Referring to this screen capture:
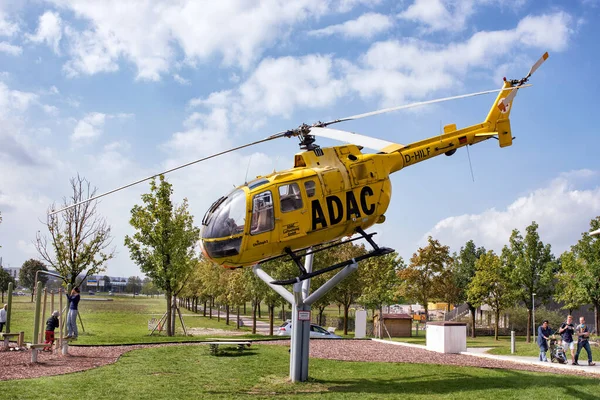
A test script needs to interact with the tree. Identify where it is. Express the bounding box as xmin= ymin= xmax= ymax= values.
xmin=126 ymin=276 xmax=143 ymax=294
xmin=467 ymin=250 xmax=515 ymax=340
xmin=358 ymin=252 xmax=403 ymax=338
xmin=19 ymin=259 xmax=48 ymax=302
xmin=331 ymin=242 xmax=366 ymax=335
xmin=102 ymin=275 xmax=112 ymax=292
xmin=503 ymin=222 xmax=556 ymax=343
xmin=243 ymin=267 xmax=267 ymax=334
xmin=261 ymin=258 xmax=295 ymax=335
xmin=453 ymin=240 xmax=486 ymax=337
xmin=398 ymin=237 xmax=452 ymax=321
xmin=0 ymin=268 xmax=15 ymax=303
xmin=124 ymin=175 xmax=200 ymax=336
xmin=570 ymin=217 xmax=600 ymax=333
xmin=36 ymin=175 xmax=115 ymax=288
xmin=141 ymin=277 xmax=159 ymax=298
xmin=555 ymin=251 xmax=588 ymax=313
